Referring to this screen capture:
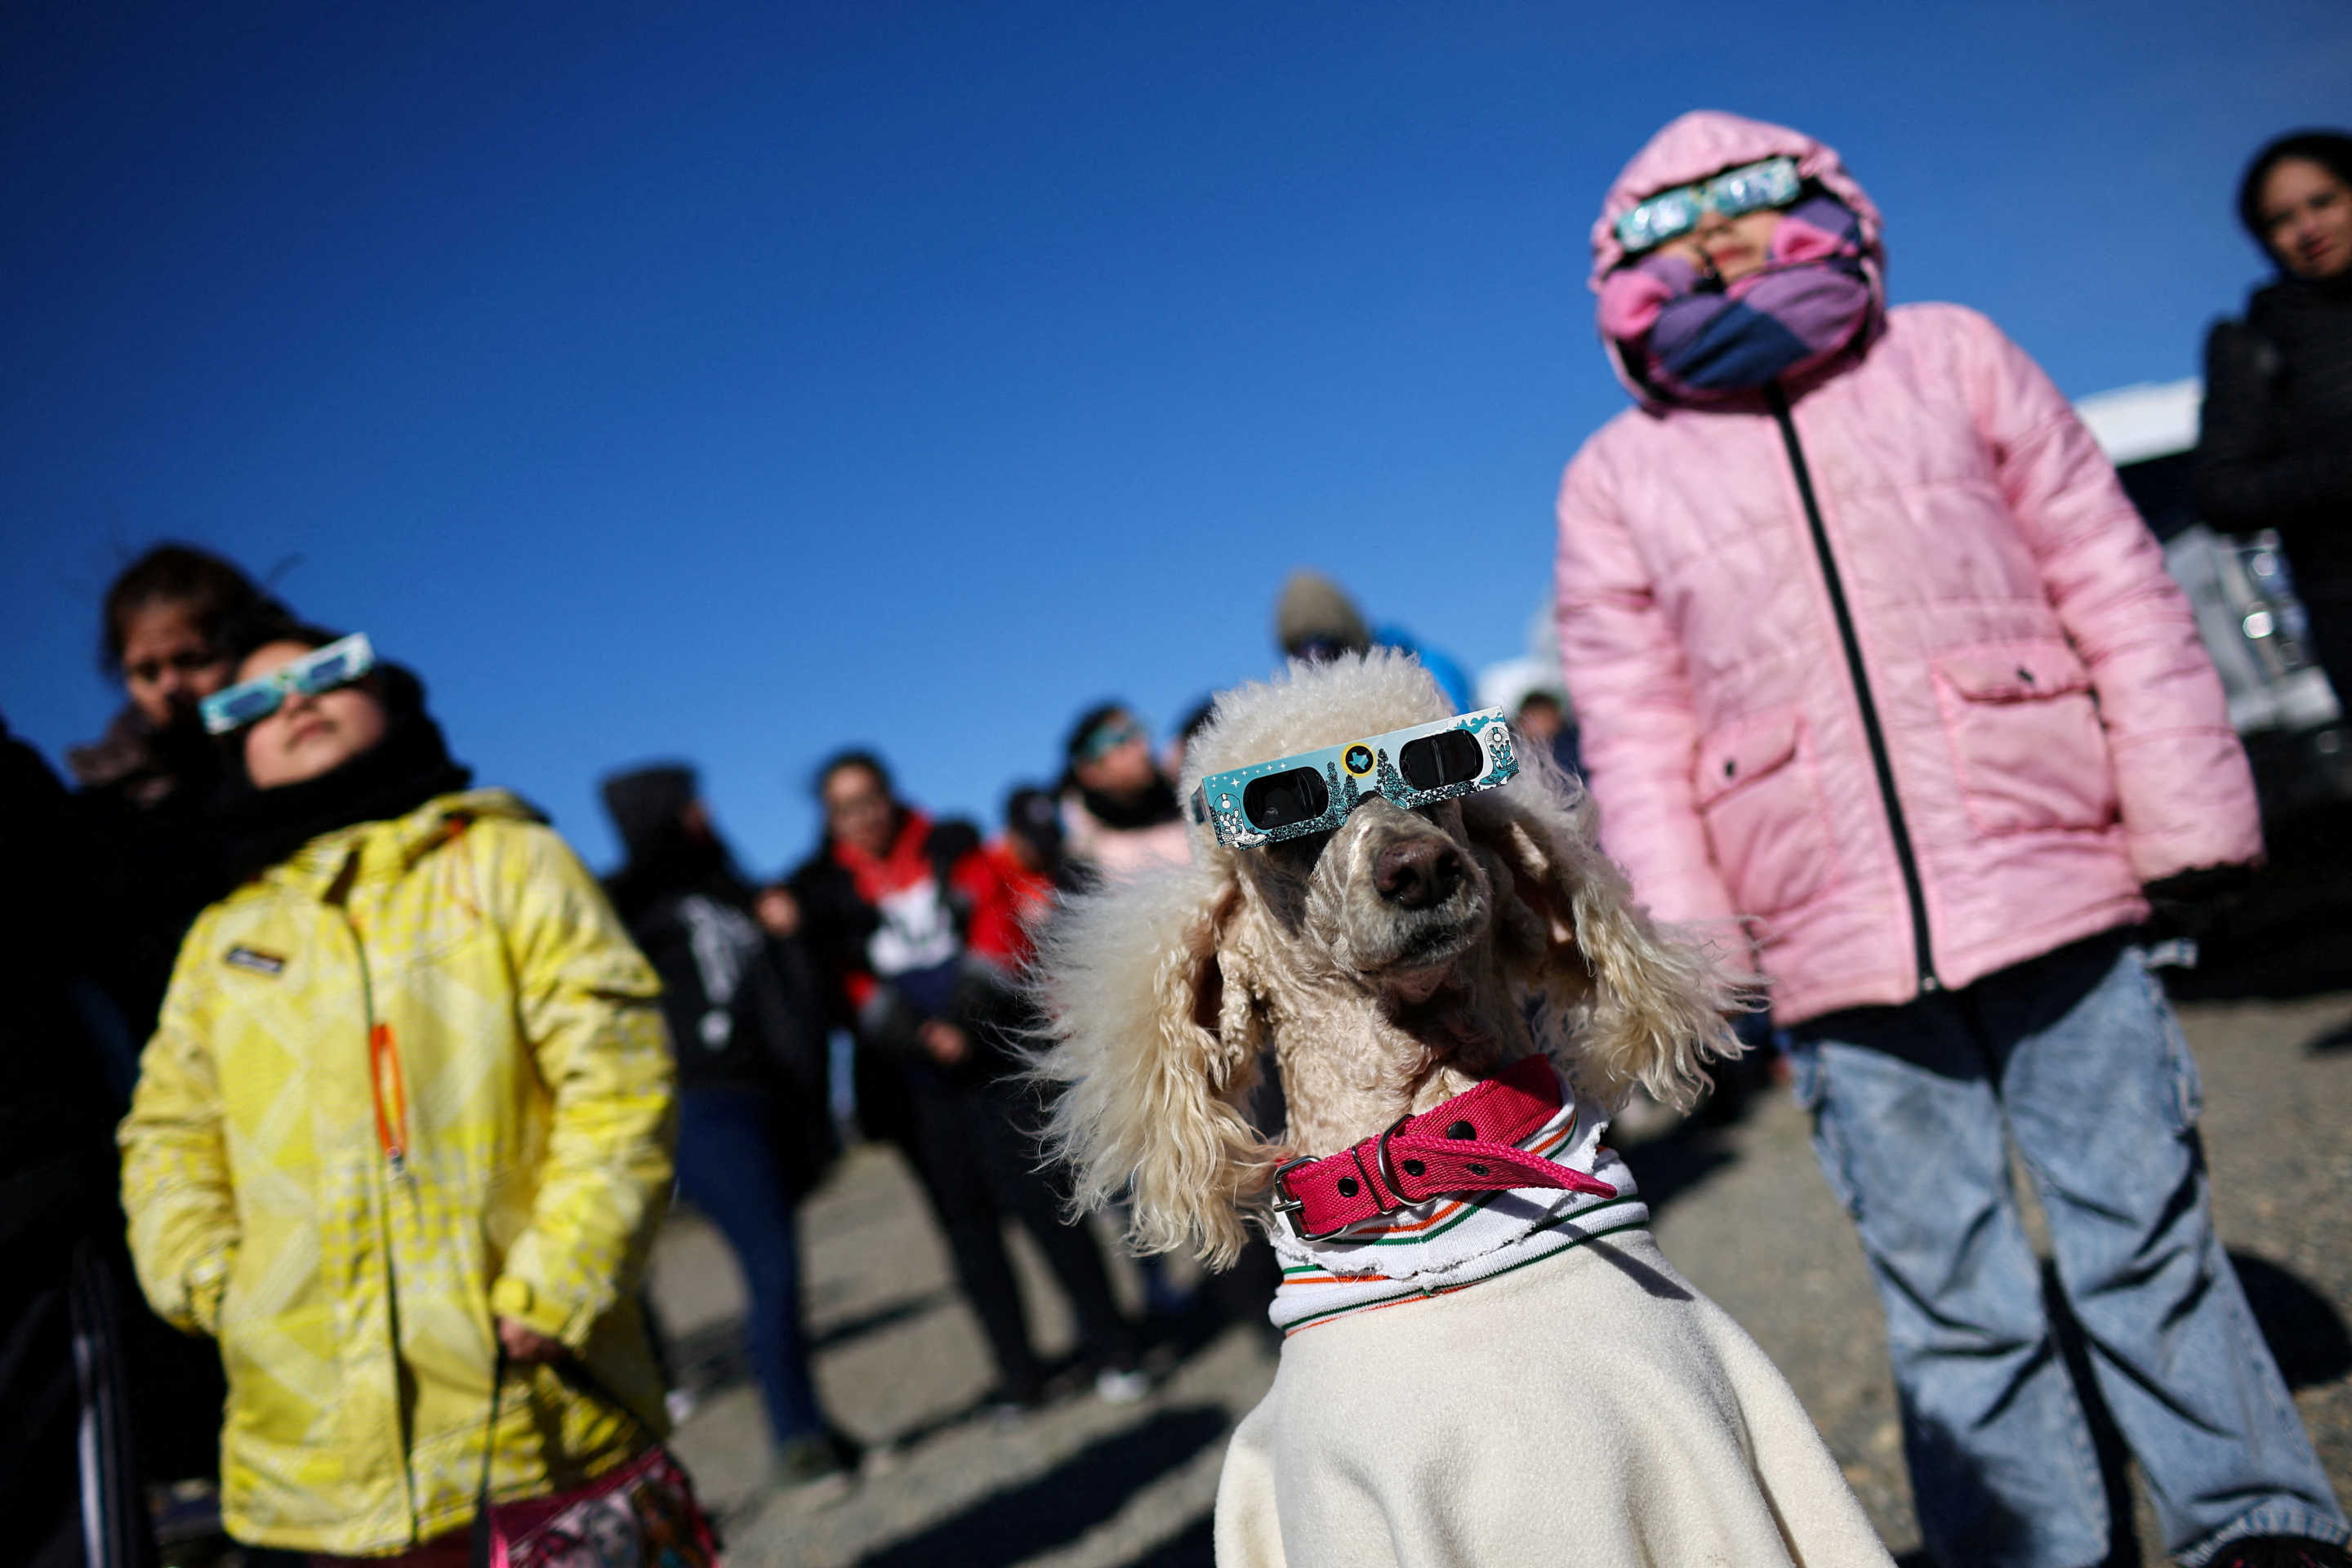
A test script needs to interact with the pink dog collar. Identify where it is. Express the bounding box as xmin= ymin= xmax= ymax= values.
xmin=1268 ymin=1056 xmax=1619 ymax=1241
